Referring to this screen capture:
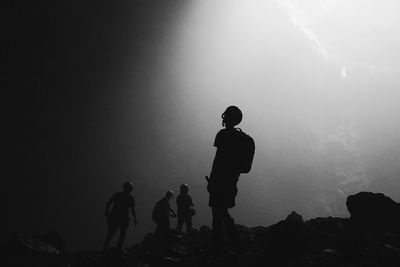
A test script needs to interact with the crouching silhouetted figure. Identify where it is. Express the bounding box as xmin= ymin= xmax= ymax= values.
xmin=206 ymin=106 xmax=255 ymax=251
xmin=152 ymin=190 xmax=176 ymax=237
xmin=176 ymin=184 xmax=195 ymax=233
xmin=103 ymin=181 xmax=137 ymax=251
